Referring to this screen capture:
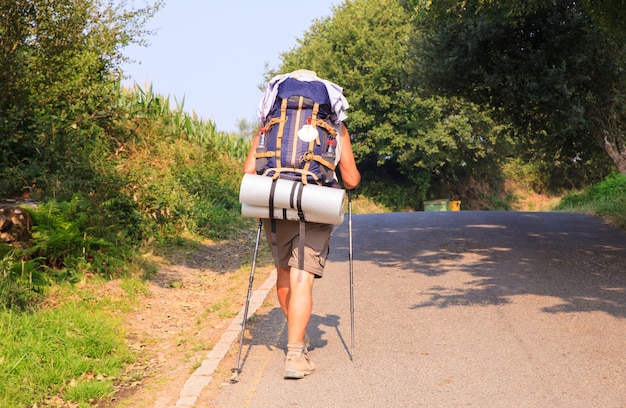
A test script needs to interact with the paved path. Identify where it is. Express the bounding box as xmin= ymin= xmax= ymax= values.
xmin=198 ymin=211 xmax=626 ymax=407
